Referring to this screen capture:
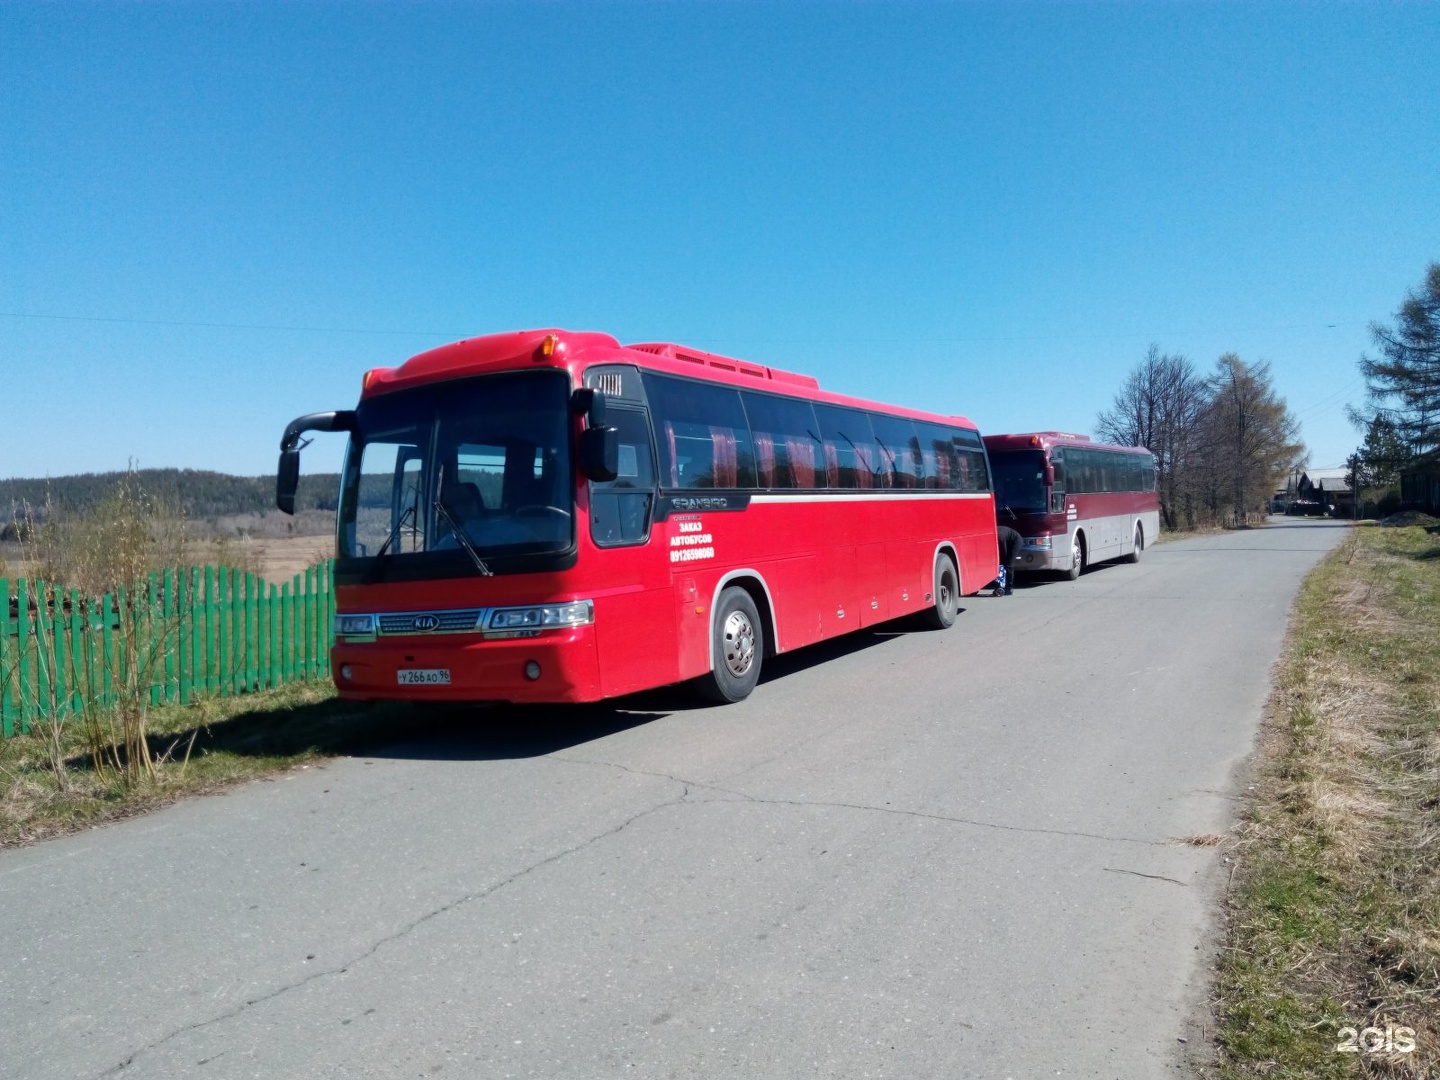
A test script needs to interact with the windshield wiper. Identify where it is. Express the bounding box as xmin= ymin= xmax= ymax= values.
xmin=434 ymin=467 xmax=494 ymax=577
xmin=366 ymin=503 xmax=416 ymax=583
